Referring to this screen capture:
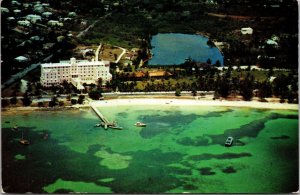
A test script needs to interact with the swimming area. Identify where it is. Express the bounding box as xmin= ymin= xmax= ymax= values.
xmin=2 ymin=105 xmax=298 ymax=193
